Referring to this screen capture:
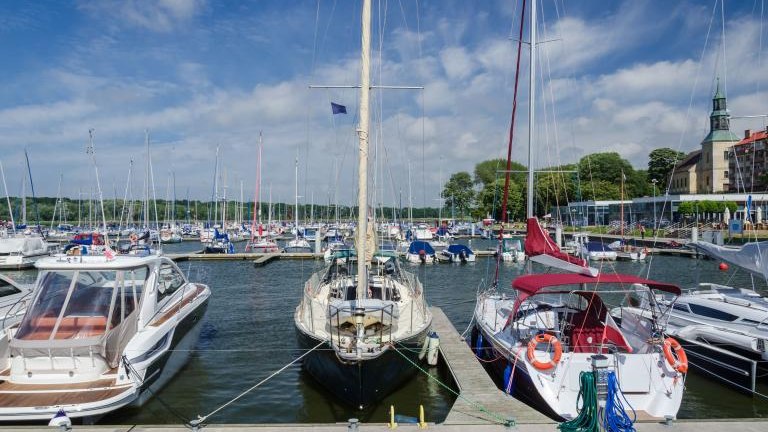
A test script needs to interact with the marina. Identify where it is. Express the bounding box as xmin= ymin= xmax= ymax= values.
xmin=4 ymin=0 xmax=768 ymax=429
